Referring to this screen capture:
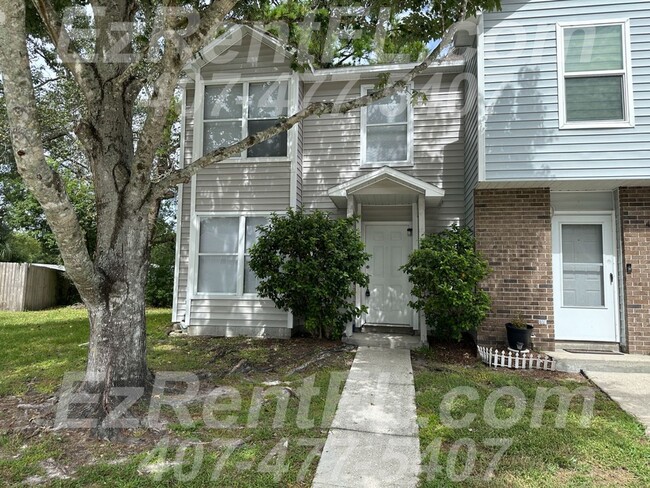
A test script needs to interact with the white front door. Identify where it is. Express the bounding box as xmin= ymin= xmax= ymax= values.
xmin=552 ymin=214 xmax=618 ymax=342
xmin=364 ymin=224 xmax=412 ymax=326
